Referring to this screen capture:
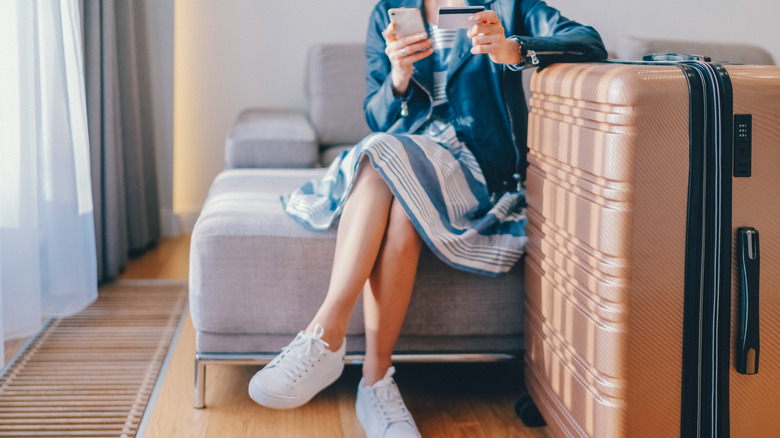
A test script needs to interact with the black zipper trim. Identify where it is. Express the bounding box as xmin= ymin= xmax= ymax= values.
xmin=679 ymin=62 xmax=708 ymax=438
xmin=679 ymin=61 xmax=733 ymax=438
